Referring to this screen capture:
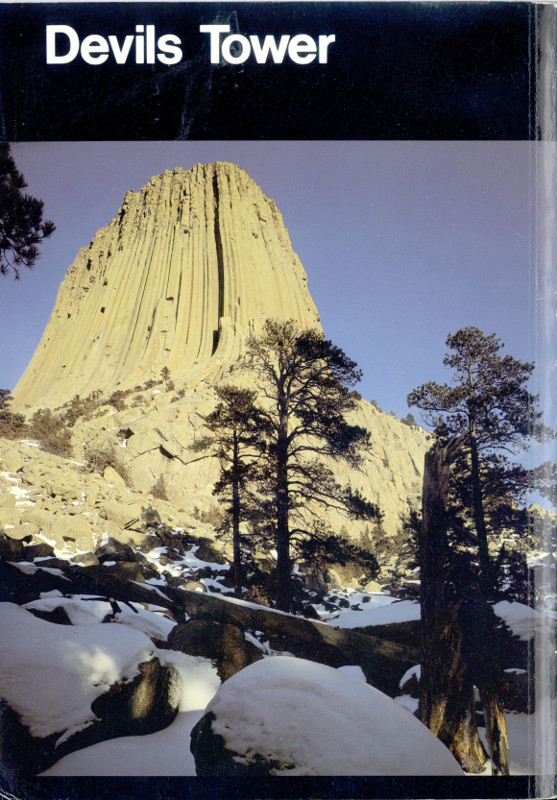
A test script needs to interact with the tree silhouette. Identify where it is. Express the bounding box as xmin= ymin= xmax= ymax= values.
xmin=244 ymin=319 xmax=381 ymax=611
xmin=0 ymin=143 xmax=55 ymax=279
xmin=199 ymin=386 xmax=269 ymax=597
xmin=408 ymin=326 xmax=552 ymax=594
